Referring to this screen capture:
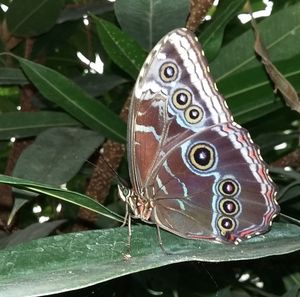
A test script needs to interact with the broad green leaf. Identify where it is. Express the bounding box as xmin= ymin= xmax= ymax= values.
xmin=115 ymin=0 xmax=189 ymax=50
xmin=0 ymin=174 xmax=123 ymax=222
xmin=211 ymin=2 xmax=300 ymax=81
xmin=0 ymin=220 xmax=66 ymax=249
xmin=199 ymin=0 xmax=245 ymax=61
xmin=93 ymin=17 xmax=147 ymax=79
xmin=219 ymin=55 xmax=300 ymax=124
xmin=12 ymin=127 xmax=103 ymax=185
xmin=6 ymin=0 xmax=64 ymax=37
xmin=8 ymin=128 xmax=100 ymax=224
xmin=0 ymin=223 xmax=299 ymax=297
xmin=0 ymin=111 xmax=80 ymax=140
xmin=0 ymin=68 xmax=28 ymax=85
xmin=17 ymin=57 xmax=126 ymax=142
